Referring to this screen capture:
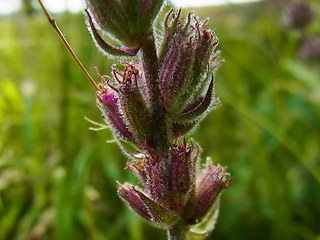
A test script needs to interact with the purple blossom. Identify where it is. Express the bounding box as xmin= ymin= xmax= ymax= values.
xmin=37 ymin=0 xmax=232 ymax=238
xmin=283 ymin=2 xmax=315 ymax=29
xmin=99 ymin=92 xmax=118 ymax=103
xmin=85 ymin=3 xmax=231 ymax=239
xmin=299 ymin=35 xmax=320 ymax=60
